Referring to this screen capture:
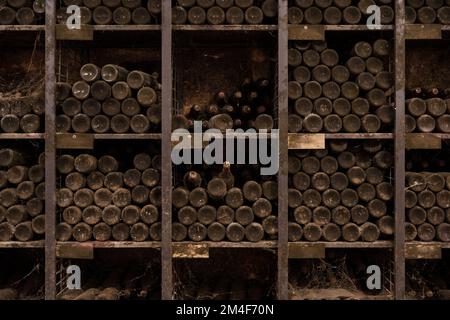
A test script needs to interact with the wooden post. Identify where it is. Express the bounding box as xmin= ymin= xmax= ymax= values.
xmin=277 ymin=0 xmax=289 ymax=301
xmin=161 ymin=0 xmax=173 ymax=301
xmin=45 ymin=0 xmax=56 ymax=301
xmin=394 ymin=0 xmax=406 ymax=300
